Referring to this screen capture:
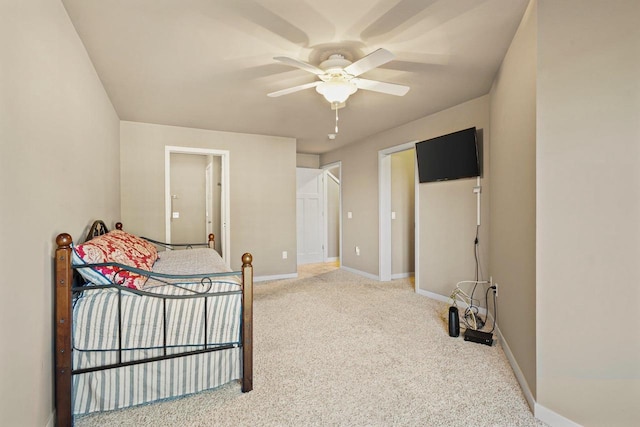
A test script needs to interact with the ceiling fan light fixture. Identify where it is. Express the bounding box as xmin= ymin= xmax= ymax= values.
xmin=316 ymin=79 xmax=357 ymax=104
